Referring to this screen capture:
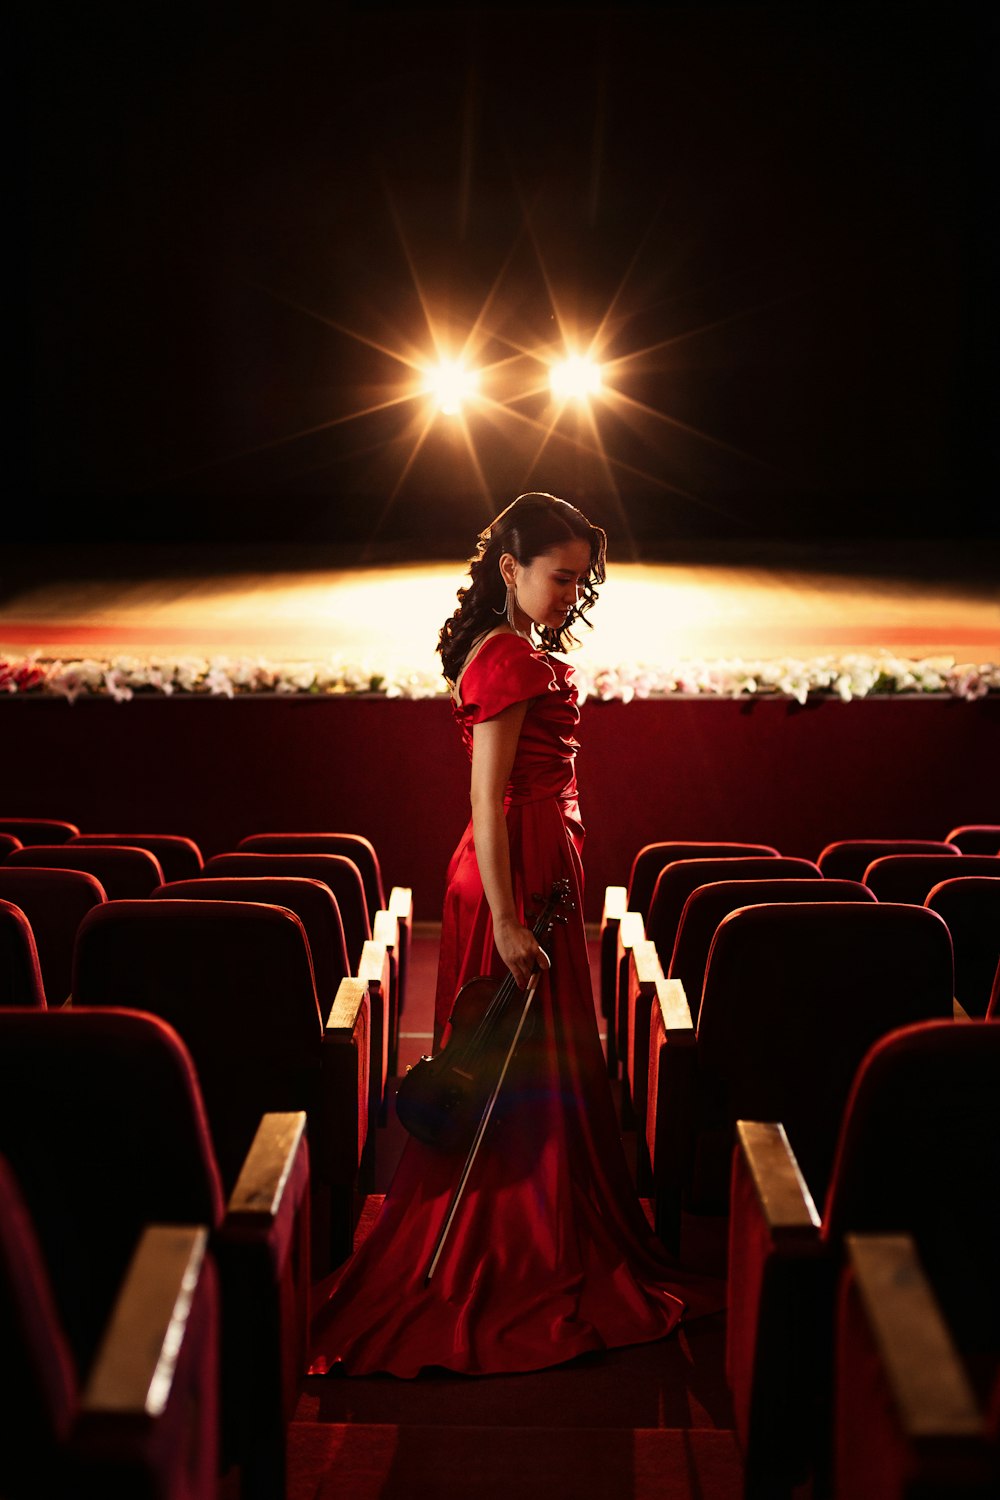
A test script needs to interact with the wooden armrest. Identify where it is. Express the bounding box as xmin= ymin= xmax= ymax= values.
xmin=358 ymin=938 xmax=389 ymax=988
xmin=631 ymin=937 xmax=662 ymax=989
xmin=953 ymin=997 xmax=971 ymax=1021
xmin=618 ymin=910 xmax=645 ymax=954
xmin=325 ymin=975 xmax=368 ymax=1035
xmin=82 ymin=1225 xmax=209 ymax=1418
xmin=845 ymin=1233 xmax=983 ymax=1439
xmin=388 ymin=886 xmax=412 ymax=922
xmin=373 ymin=909 xmax=398 ymax=951
xmin=226 ymin=1111 xmax=307 ymax=1225
xmin=735 ymin=1120 xmax=821 ymax=1239
xmin=602 ymin=885 xmax=628 ymax=925
xmin=655 ymin=977 xmax=695 ymax=1039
